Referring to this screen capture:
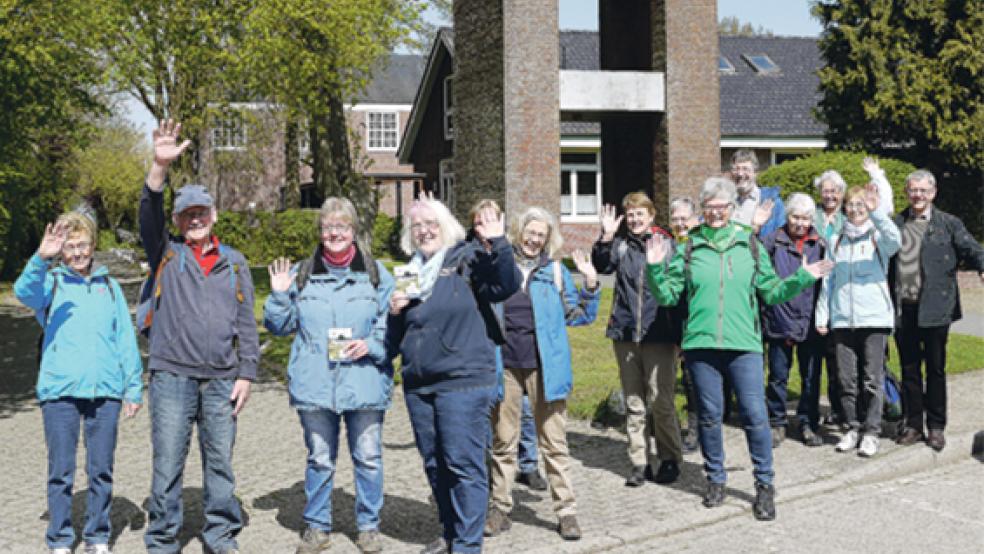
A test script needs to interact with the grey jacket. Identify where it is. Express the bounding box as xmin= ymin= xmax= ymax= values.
xmin=139 ymin=185 xmax=259 ymax=380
